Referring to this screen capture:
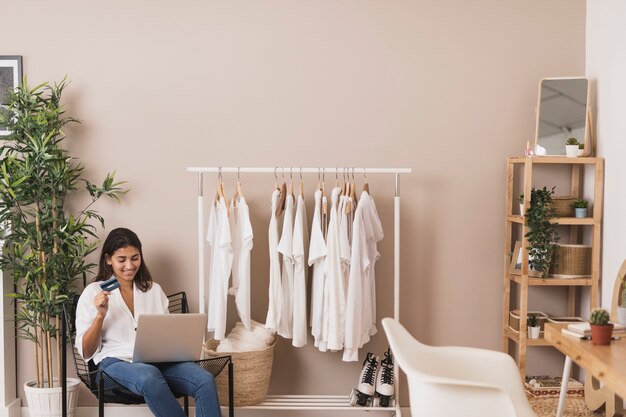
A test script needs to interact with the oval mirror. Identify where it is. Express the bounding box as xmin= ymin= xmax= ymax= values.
xmin=534 ymin=77 xmax=591 ymax=156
